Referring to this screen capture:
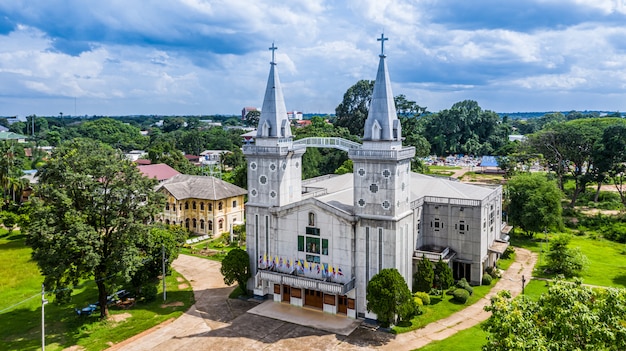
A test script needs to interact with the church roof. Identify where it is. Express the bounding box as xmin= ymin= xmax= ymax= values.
xmin=363 ymin=34 xmax=400 ymax=142
xmin=256 ymin=43 xmax=292 ymax=139
xmin=304 ymin=172 xmax=497 ymax=214
xmin=157 ymin=174 xmax=247 ymax=201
